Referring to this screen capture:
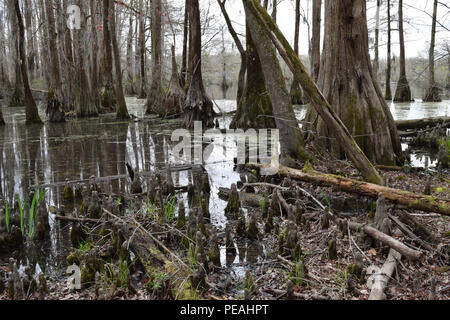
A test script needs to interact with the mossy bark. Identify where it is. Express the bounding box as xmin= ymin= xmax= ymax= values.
xmin=244 ymin=0 xmax=383 ymax=184
xmin=245 ymin=4 xmax=310 ymax=164
xmin=230 ymin=24 xmax=275 ymax=130
xmin=304 ymin=0 xmax=402 ymax=166
xmin=394 ymin=75 xmax=412 ymax=103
